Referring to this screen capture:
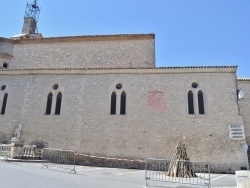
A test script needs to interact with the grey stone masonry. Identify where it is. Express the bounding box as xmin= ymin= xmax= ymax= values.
xmin=238 ymin=79 xmax=250 ymax=145
xmin=7 ymin=34 xmax=155 ymax=69
xmin=0 ymin=66 xmax=247 ymax=172
xmin=22 ymin=17 xmax=36 ymax=34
